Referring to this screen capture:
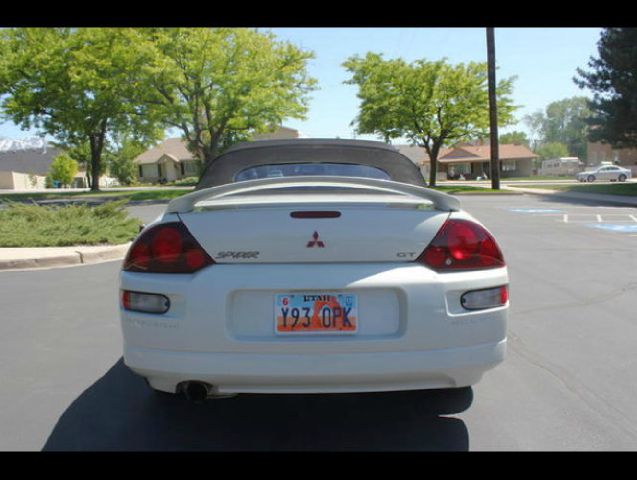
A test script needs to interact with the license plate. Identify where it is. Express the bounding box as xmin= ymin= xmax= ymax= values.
xmin=275 ymin=293 xmax=358 ymax=335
